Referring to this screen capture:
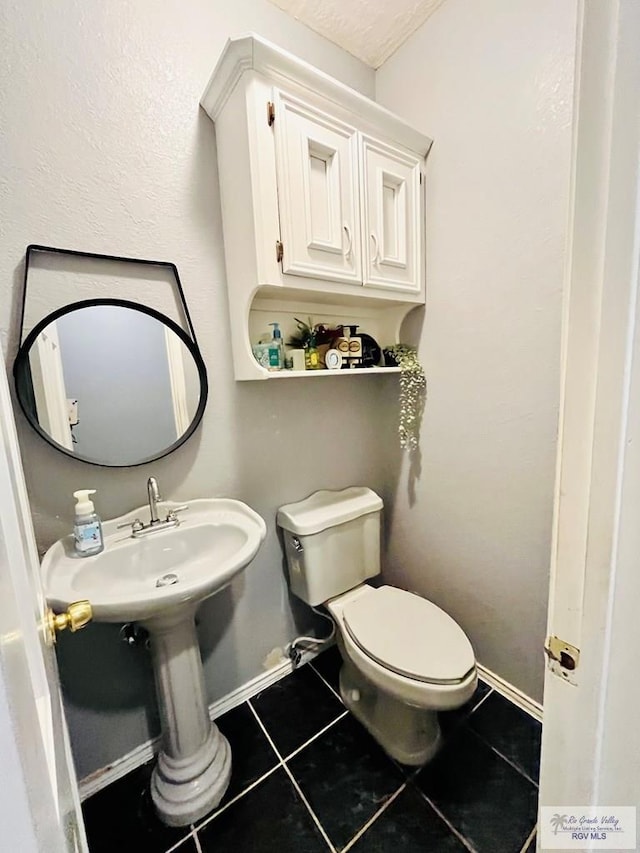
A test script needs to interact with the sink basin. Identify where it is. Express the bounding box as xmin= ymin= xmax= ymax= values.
xmin=42 ymin=498 xmax=267 ymax=623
